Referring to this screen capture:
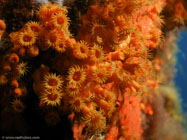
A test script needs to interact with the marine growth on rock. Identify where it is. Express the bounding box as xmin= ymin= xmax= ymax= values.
xmin=0 ymin=0 xmax=186 ymax=139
